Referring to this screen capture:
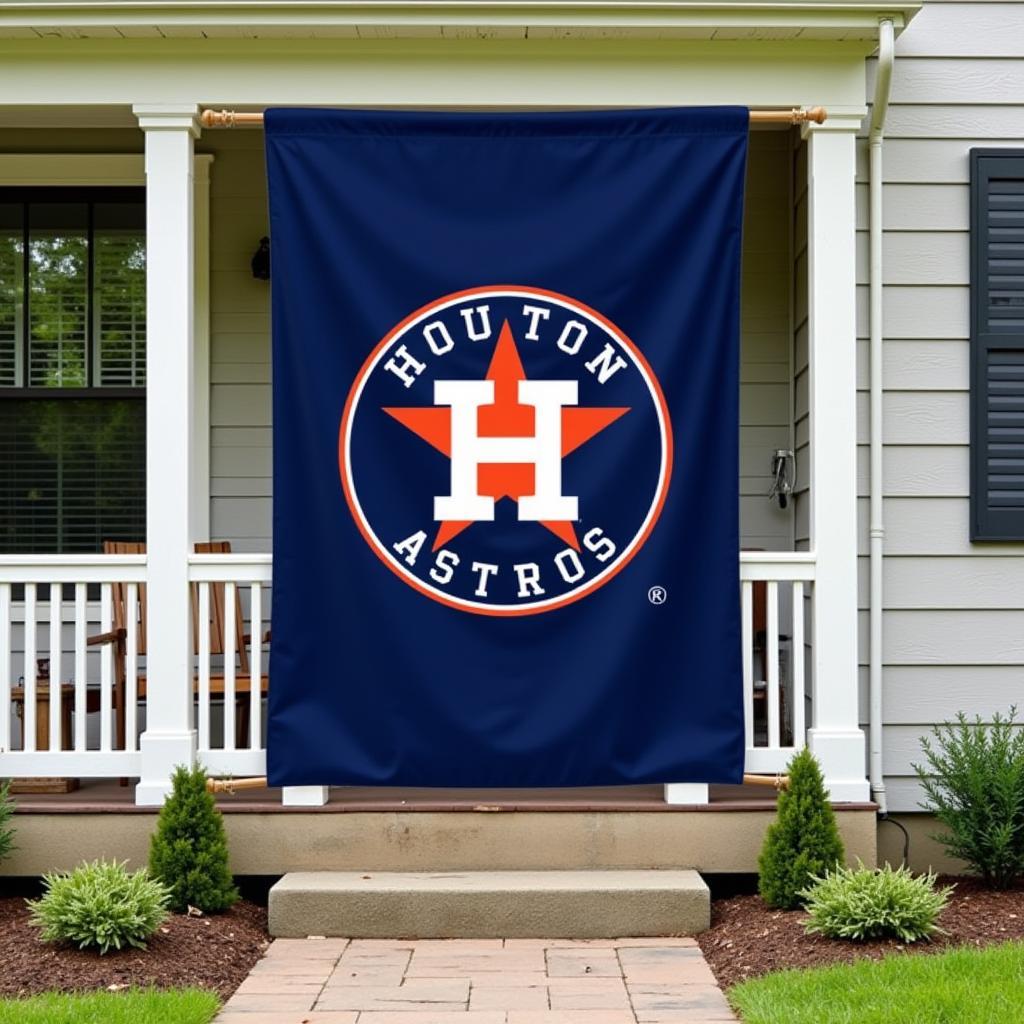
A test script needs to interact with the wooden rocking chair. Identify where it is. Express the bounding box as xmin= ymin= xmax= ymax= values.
xmin=89 ymin=540 xmax=269 ymax=762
